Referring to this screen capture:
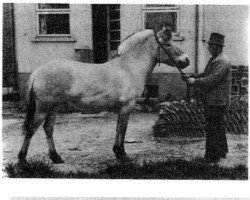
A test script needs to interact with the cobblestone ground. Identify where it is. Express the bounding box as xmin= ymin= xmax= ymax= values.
xmin=2 ymin=112 xmax=248 ymax=174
